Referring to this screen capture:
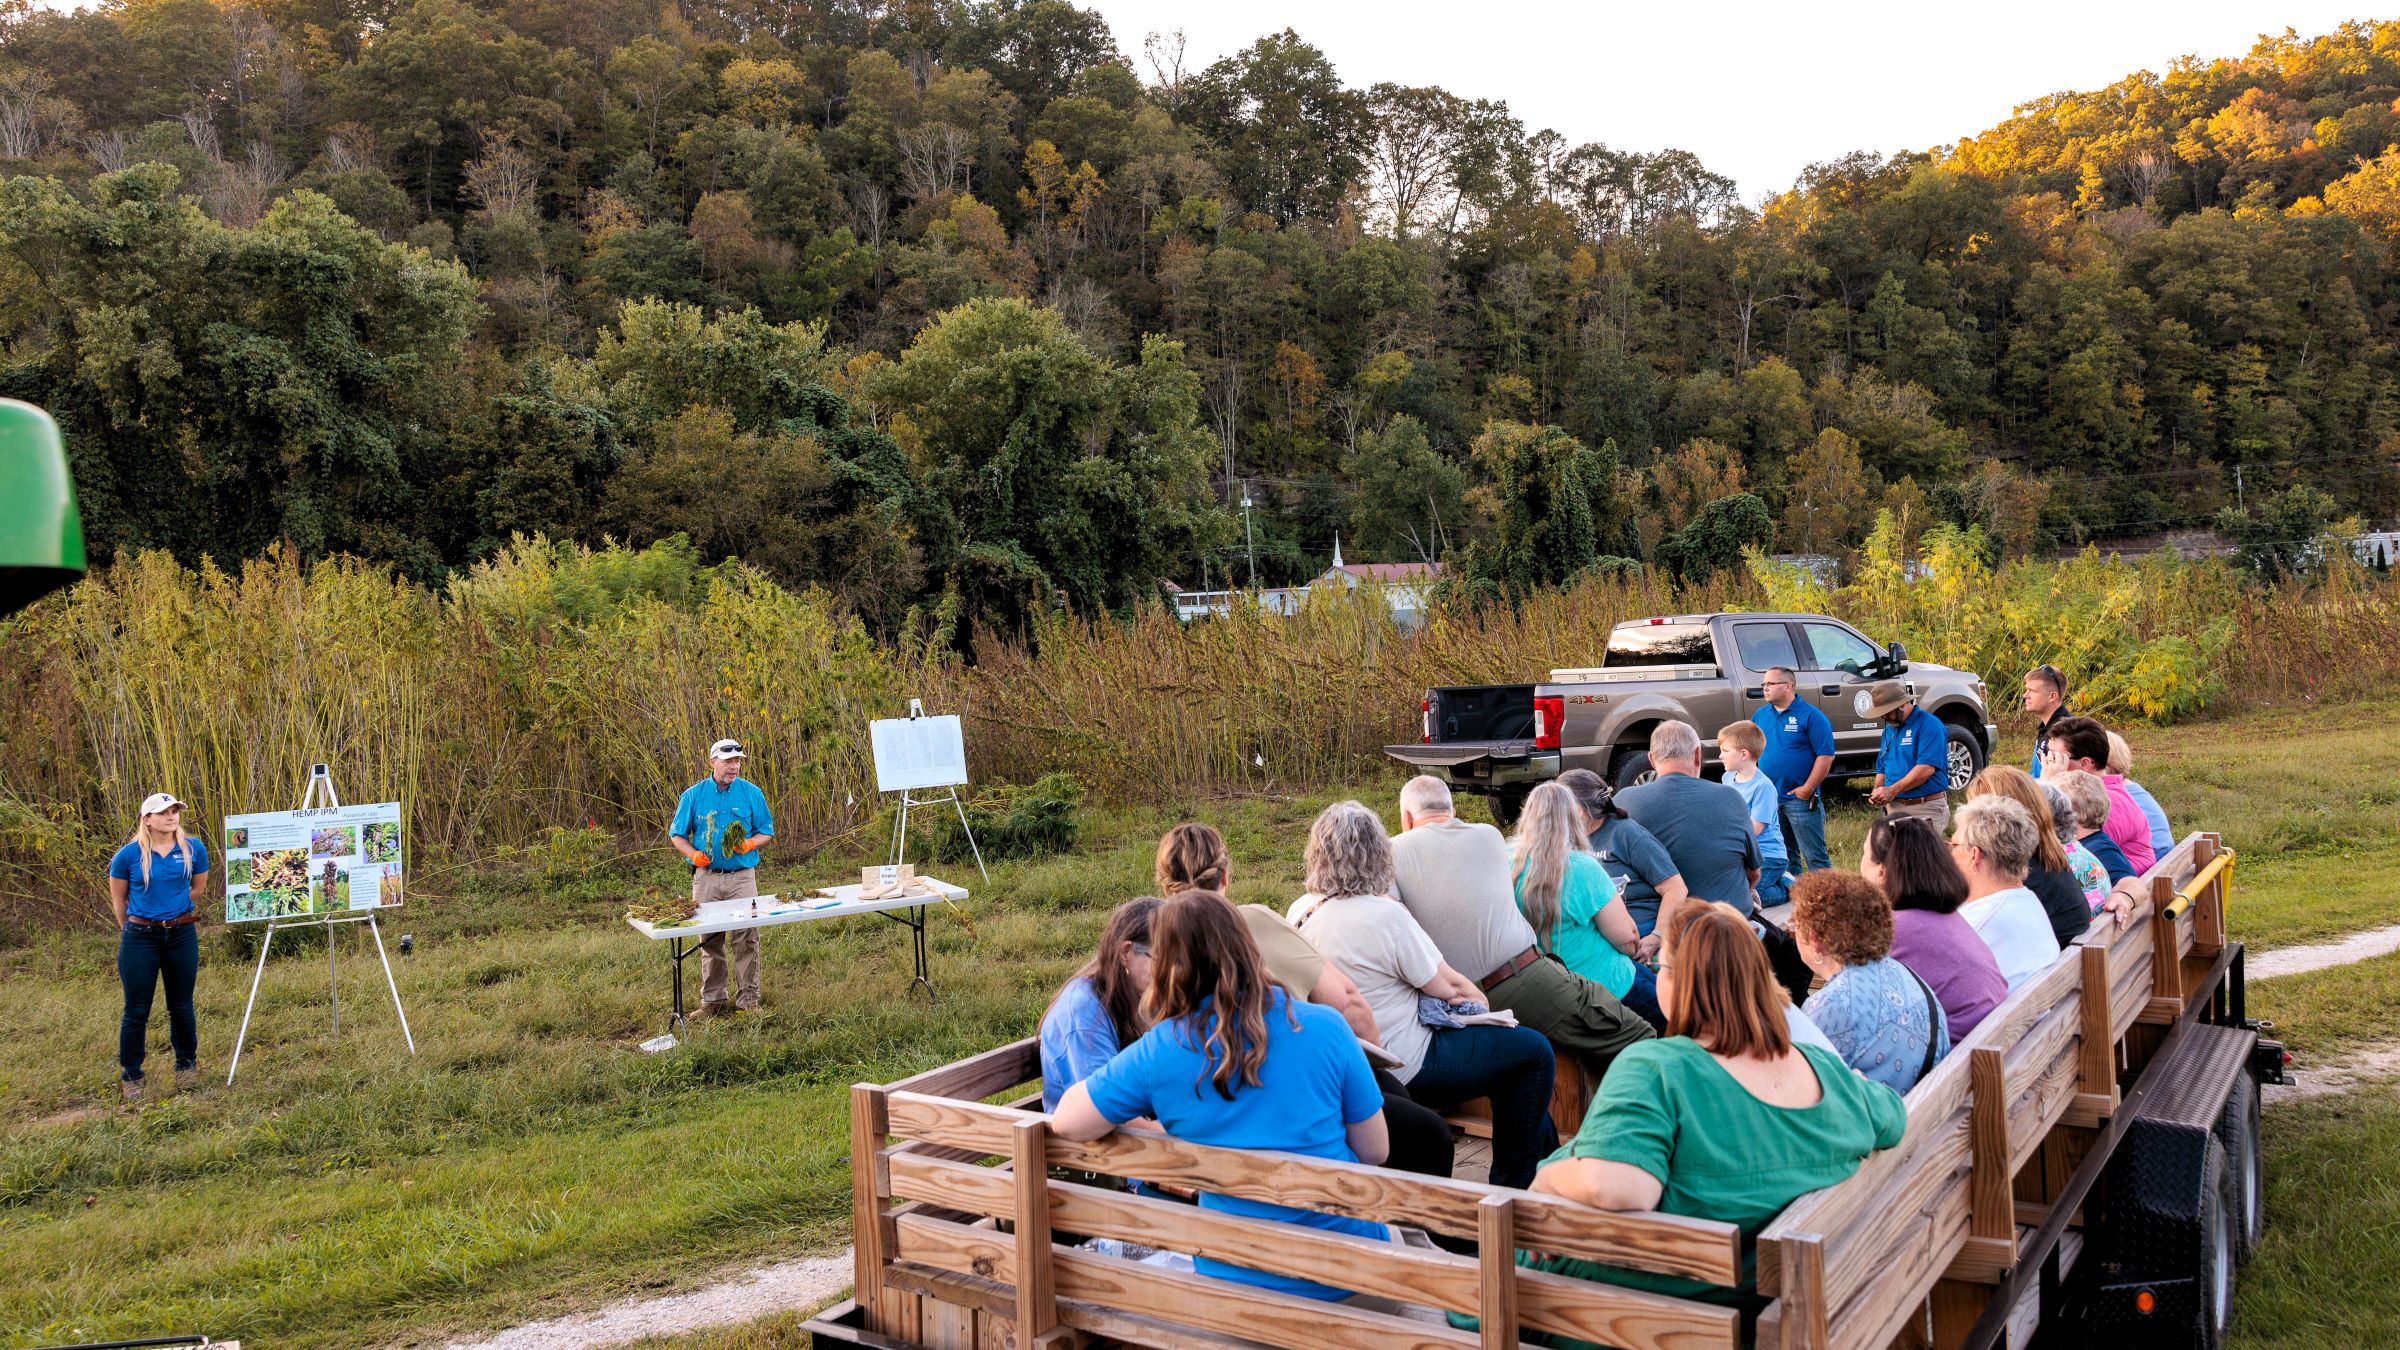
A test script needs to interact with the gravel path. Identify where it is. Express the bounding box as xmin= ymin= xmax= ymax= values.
xmin=2247 ymin=921 xmax=2400 ymax=981
xmin=439 ymin=918 xmax=2400 ymax=1349
xmin=438 ymin=1253 xmax=851 ymax=1350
